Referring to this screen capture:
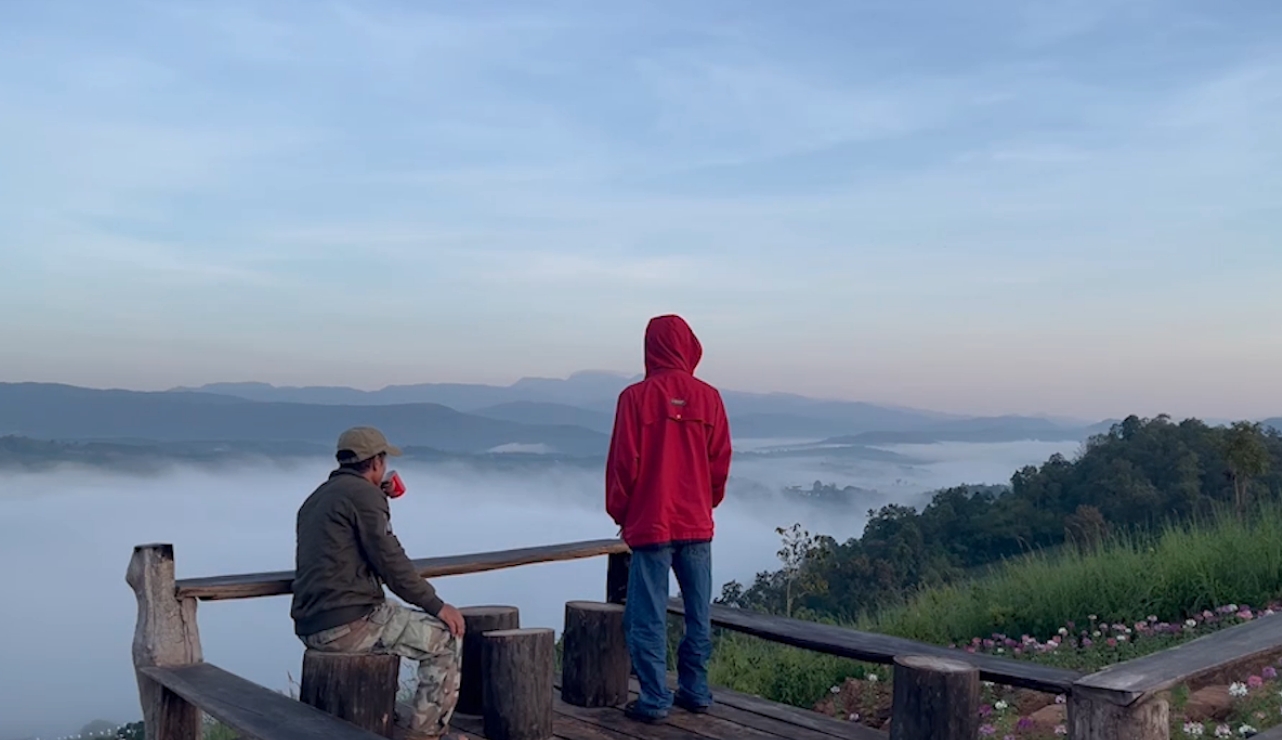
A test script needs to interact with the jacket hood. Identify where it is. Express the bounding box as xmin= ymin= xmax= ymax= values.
xmin=644 ymin=315 xmax=702 ymax=376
